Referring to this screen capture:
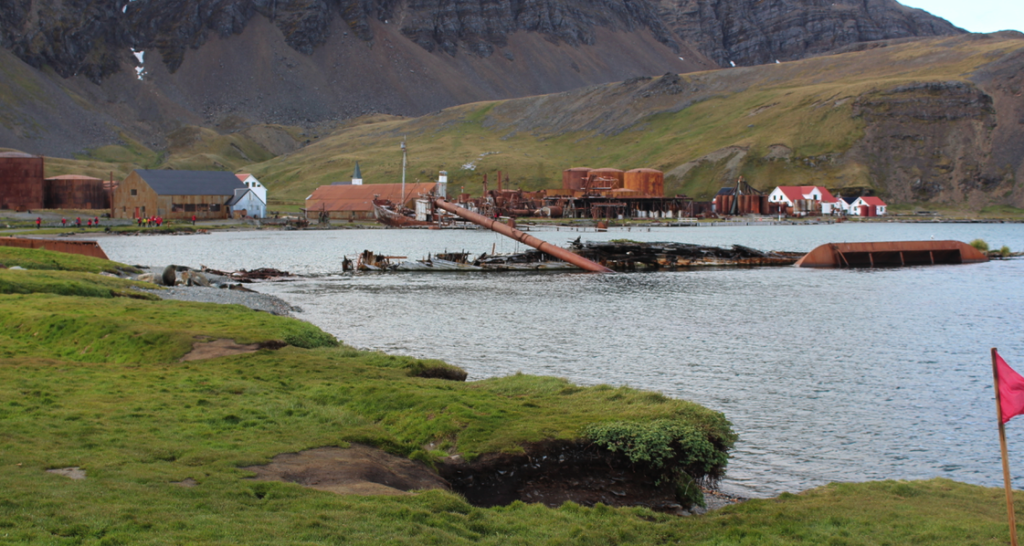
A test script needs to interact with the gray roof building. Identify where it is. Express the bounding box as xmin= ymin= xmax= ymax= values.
xmin=134 ymin=170 xmax=245 ymax=196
